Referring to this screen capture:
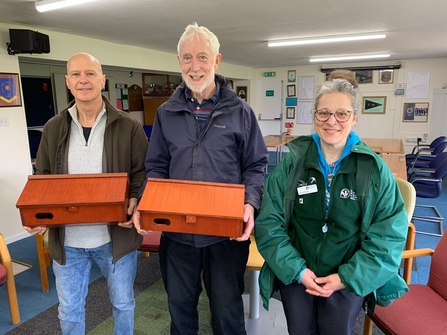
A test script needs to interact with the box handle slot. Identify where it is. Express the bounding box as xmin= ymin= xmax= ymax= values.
xmin=35 ymin=212 xmax=54 ymax=220
xmin=153 ymin=218 xmax=171 ymax=226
